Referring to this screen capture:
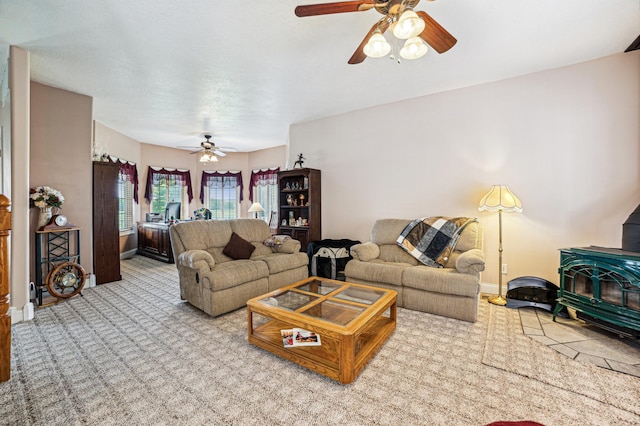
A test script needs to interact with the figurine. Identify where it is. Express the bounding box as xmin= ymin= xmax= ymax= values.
xmin=294 ymin=153 xmax=305 ymax=169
